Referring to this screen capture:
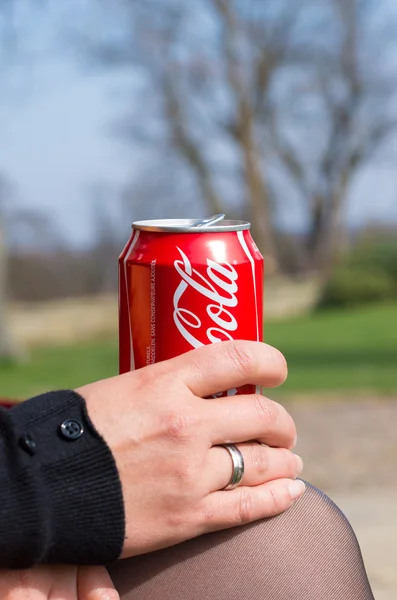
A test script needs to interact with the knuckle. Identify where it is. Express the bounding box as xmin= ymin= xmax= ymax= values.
xmin=250 ymin=444 xmax=268 ymax=477
xmin=225 ymin=341 xmax=255 ymax=378
xmin=255 ymin=397 xmax=297 ymax=448
xmin=161 ymin=410 xmax=195 ymax=444
xmin=265 ymin=484 xmax=283 ymax=515
xmin=254 ymin=395 xmax=276 ymax=425
xmin=236 ymin=489 xmax=253 ymax=524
